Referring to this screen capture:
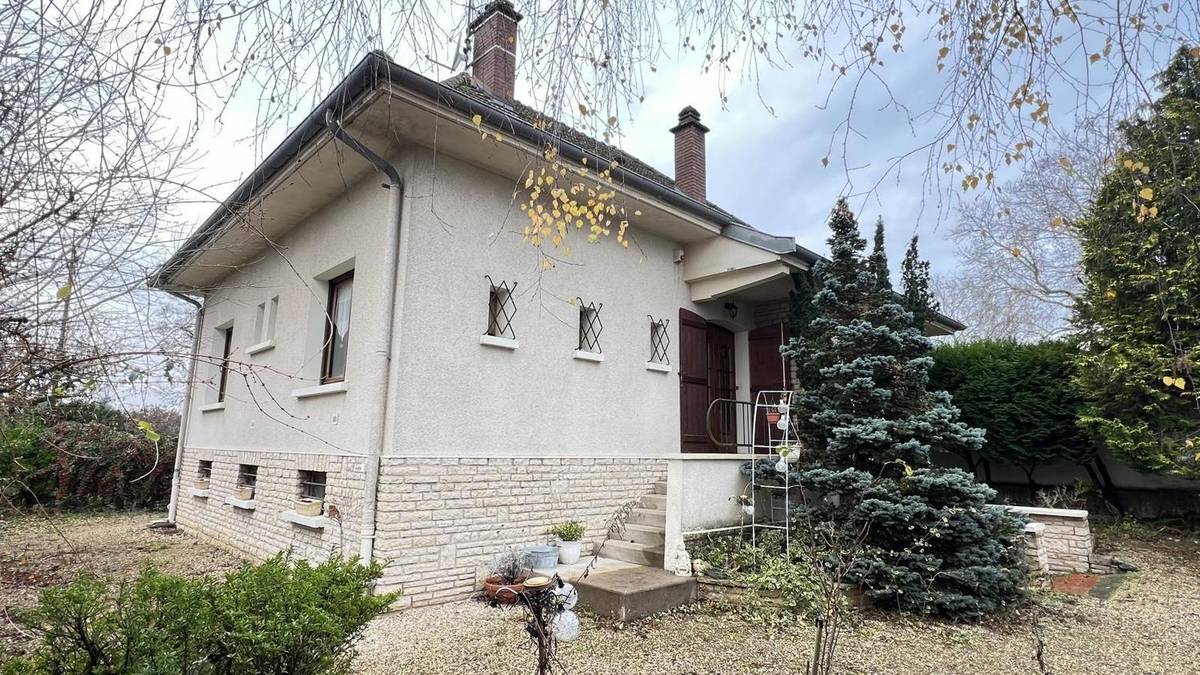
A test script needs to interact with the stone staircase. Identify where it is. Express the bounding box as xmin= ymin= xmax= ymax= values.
xmin=576 ymin=480 xmax=696 ymax=621
xmin=602 ymin=480 xmax=666 ymax=567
